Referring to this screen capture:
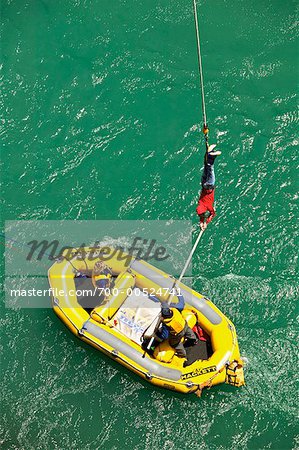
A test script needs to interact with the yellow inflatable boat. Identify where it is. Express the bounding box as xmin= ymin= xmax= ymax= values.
xmin=48 ymin=247 xmax=244 ymax=396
